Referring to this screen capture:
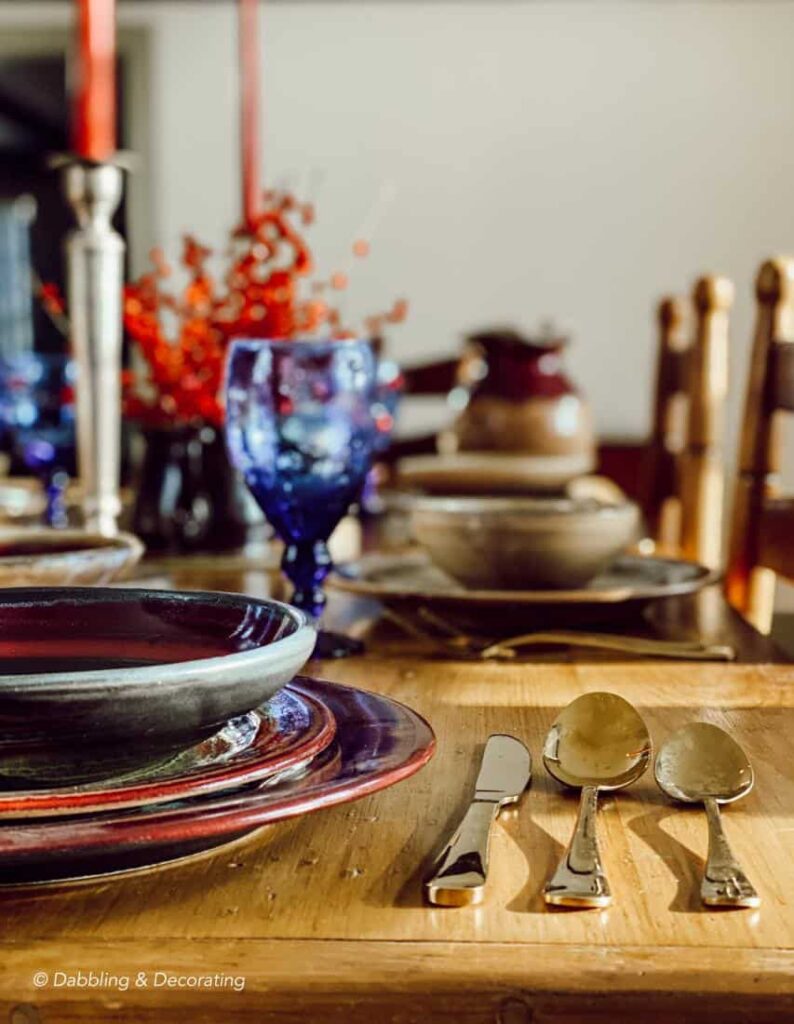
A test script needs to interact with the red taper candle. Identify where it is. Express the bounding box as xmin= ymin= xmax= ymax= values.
xmin=72 ymin=0 xmax=117 ymax=161
xmin=239 ymin=0 xmax=263 ymax=229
